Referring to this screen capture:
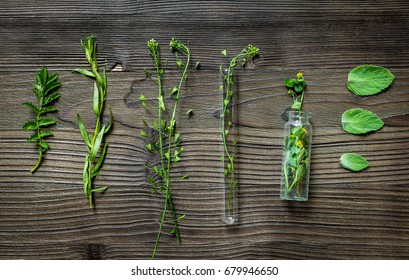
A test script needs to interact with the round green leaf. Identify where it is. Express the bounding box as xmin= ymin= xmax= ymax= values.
xmin=347 ymin=65 xmax=394 ymax=96
xmin=340 ymin=153 xmax=369 ymax=172
xmin=342 ymin=108 xmax=384 ymax=134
